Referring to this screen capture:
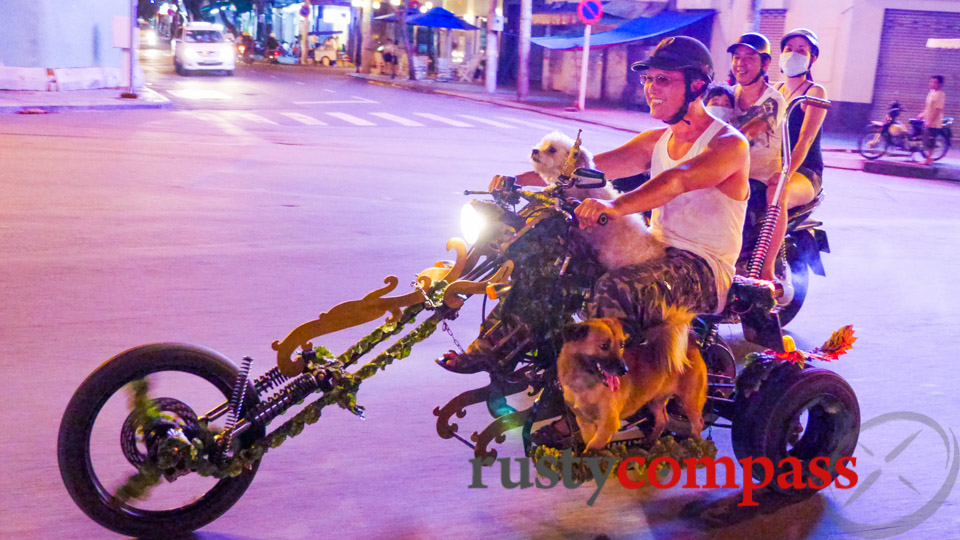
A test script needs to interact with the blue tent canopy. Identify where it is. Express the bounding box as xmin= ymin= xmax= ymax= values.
xmin=409 ymin=7 xmax=480 ymax=30
xmin=531 ymin=10 xmax=711 ymax=50
xmin=377 ymin=7 xmax=479 ymax=30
